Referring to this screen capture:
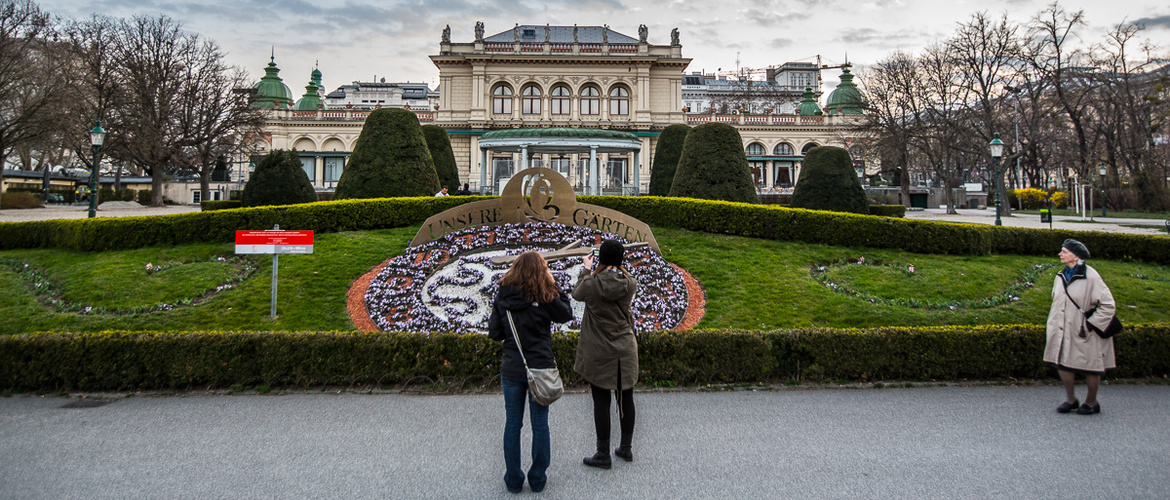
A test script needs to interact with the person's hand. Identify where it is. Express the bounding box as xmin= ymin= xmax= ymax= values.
xmin=582 ymin=253 xmax=594 ymax=269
